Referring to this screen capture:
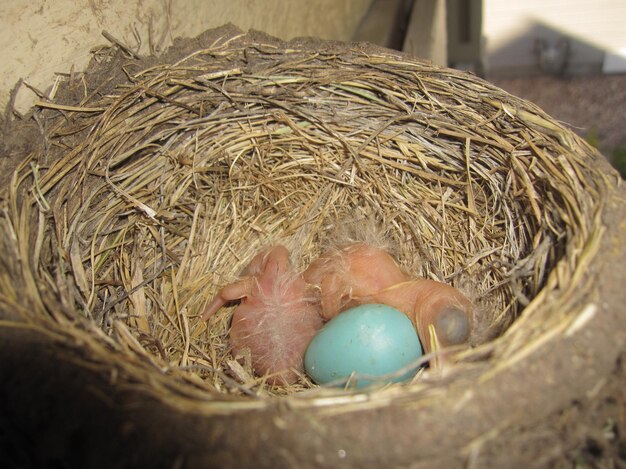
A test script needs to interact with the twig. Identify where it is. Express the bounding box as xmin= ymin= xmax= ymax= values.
xmin=102 ymin=30 xmax=143 ymax=60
